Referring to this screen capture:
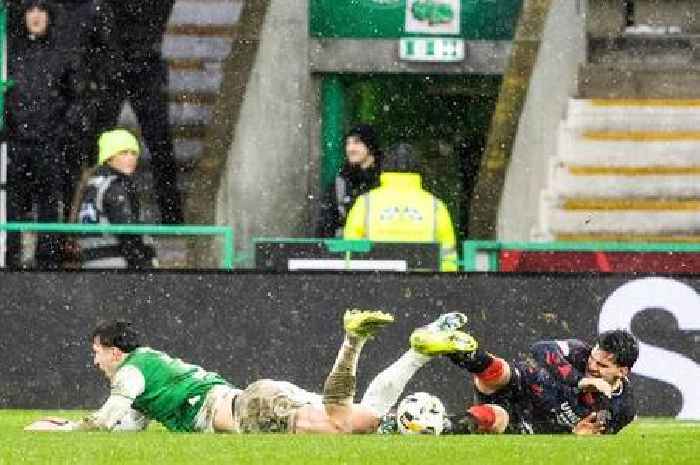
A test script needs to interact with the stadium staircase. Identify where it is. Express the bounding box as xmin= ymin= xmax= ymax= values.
xmin=123 ymin=0 xmax=244 ymax=265
xmin=539 ymin=98 xmax=700 ymax=242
